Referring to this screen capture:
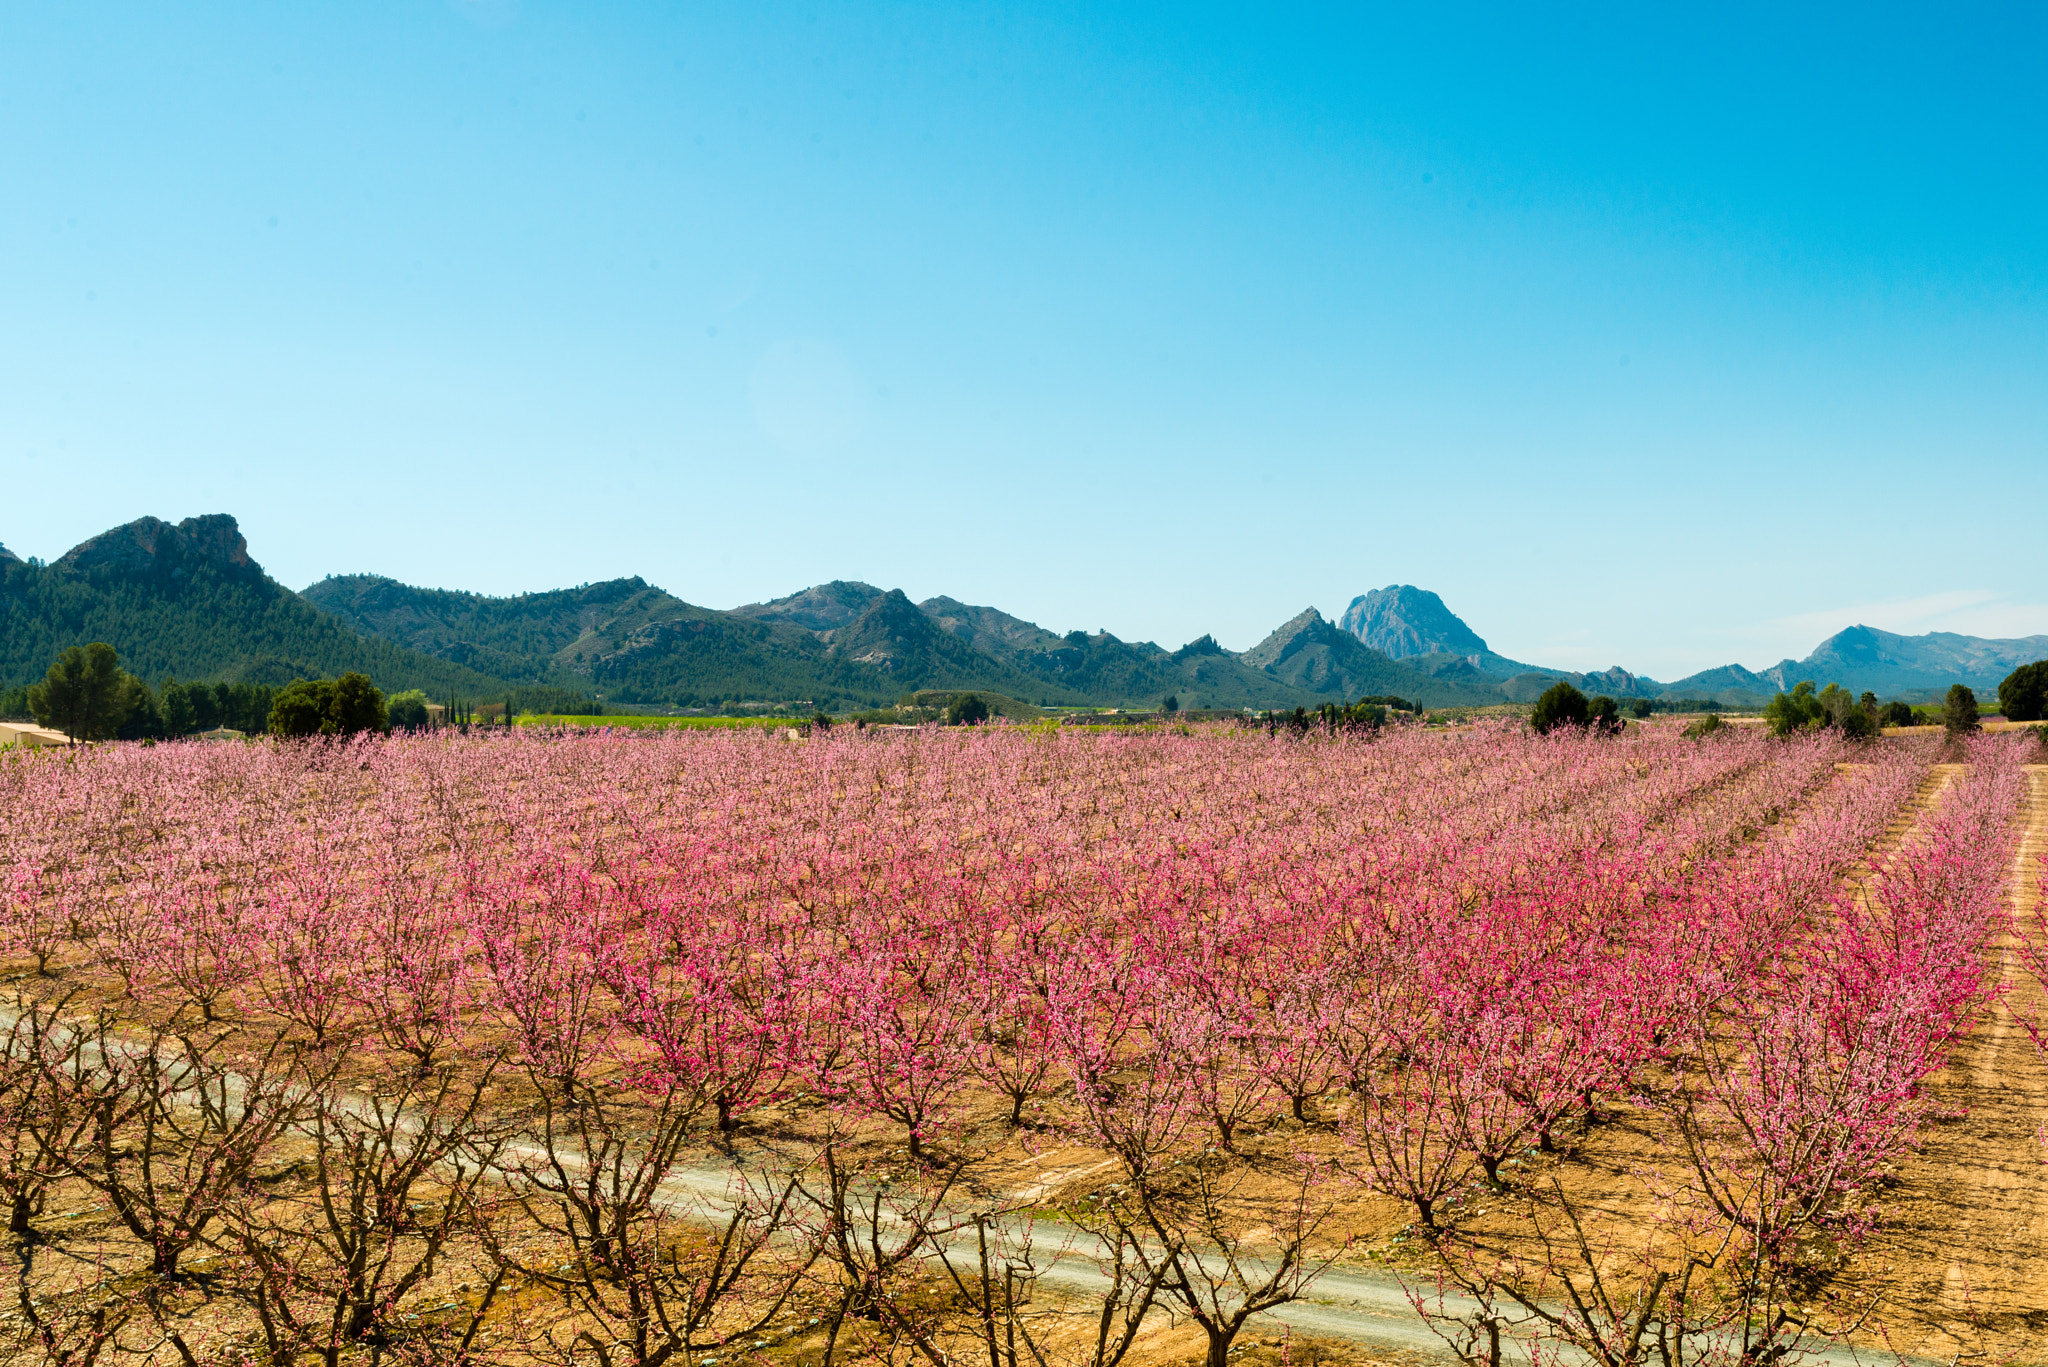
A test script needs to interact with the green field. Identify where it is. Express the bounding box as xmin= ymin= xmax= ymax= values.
xmin=515 ymin=714 xmax=801 ymax=731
